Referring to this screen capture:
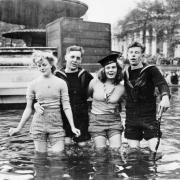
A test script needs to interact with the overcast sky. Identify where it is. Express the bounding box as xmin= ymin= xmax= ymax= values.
xmin=81 ymin=0 xmax=142 ymax=26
